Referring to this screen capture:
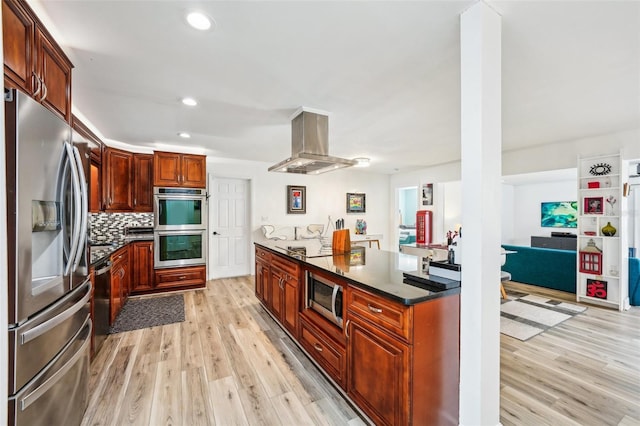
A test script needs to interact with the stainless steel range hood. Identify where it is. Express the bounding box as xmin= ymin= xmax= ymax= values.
xmin=268 ymin=109 xmax=356 ymax=174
